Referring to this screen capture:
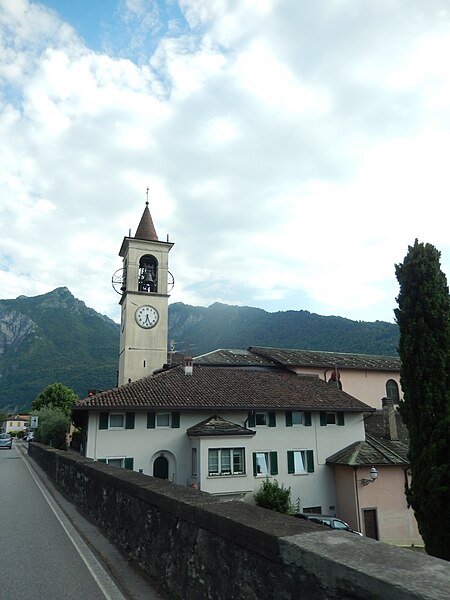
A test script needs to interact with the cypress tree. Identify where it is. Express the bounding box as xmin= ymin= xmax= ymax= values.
xmin=395 ymin=240 xmax=450 ymax=560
